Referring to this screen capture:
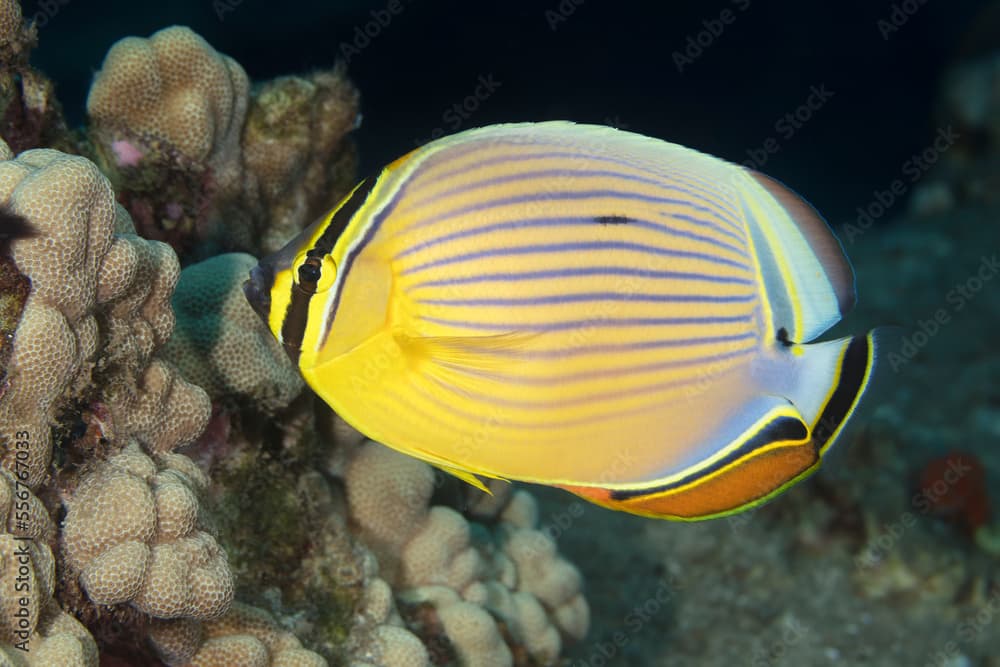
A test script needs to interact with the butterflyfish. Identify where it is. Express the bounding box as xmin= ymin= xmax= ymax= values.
xmin=244 ymin=122 xmax=877 ymax=521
